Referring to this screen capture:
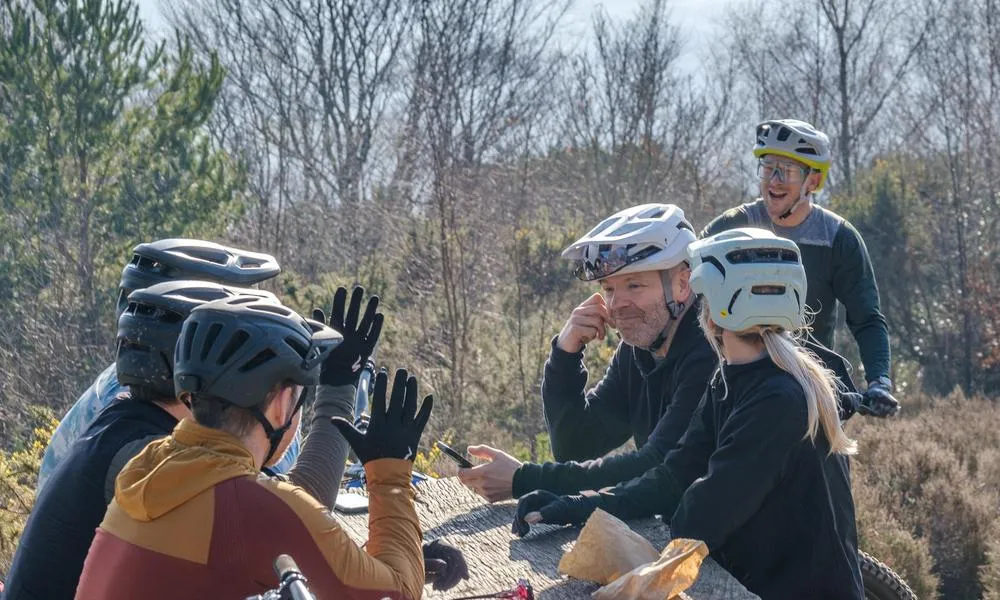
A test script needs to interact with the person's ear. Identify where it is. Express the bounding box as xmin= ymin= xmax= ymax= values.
xmin=805 ymin=170 xmax=822 ymax=194
xmin=264 ymin=385 xmax=297 ymax=424
xmin=673 ymin=266 xmax=692 ymax=303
